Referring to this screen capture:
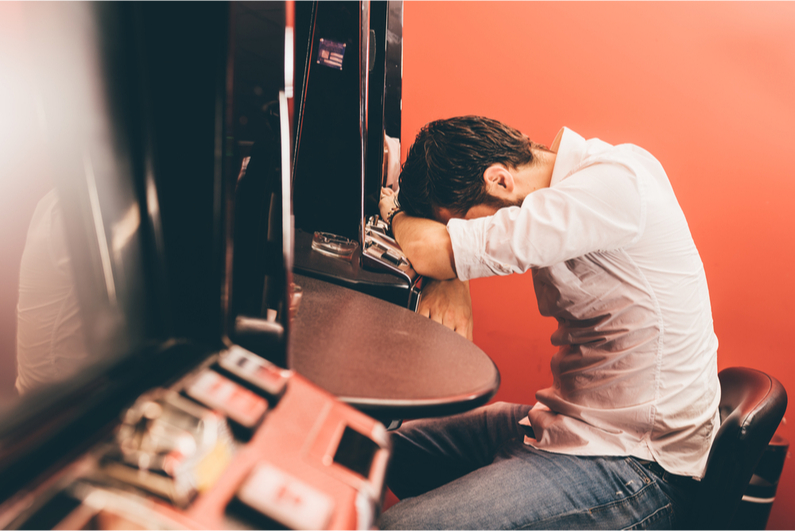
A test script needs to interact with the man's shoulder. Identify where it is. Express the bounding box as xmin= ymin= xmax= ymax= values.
xmin=570 ymin=139 xmax=662 ymax=180
xmin=553 ymin=129 xmax=665 ymax=186
xmin=581 ymin=137 xmax=657 ymax=164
